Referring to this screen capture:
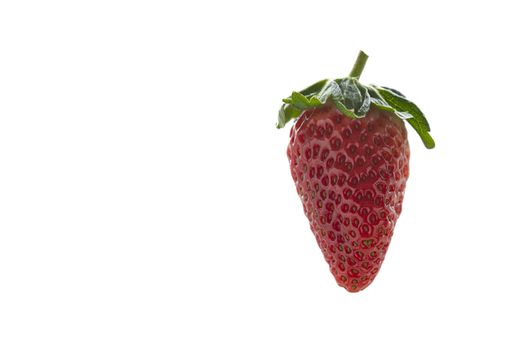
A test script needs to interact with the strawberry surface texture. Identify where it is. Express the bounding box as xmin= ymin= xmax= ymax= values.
xmin=288 ymin=105 xmax=409 ymax=292
xmin=277 ymin=51 xmax=434 ymax=292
